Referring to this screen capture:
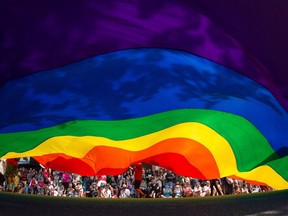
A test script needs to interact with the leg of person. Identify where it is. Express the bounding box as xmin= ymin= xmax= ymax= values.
xmin=135 ymin=180 xmax=145 ymax=198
